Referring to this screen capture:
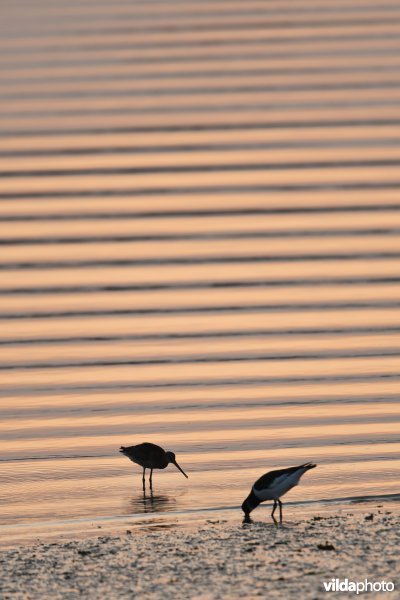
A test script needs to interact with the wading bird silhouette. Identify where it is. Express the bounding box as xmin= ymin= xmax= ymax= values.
xmin=120 ymin=442 xmax=188 ymax=490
